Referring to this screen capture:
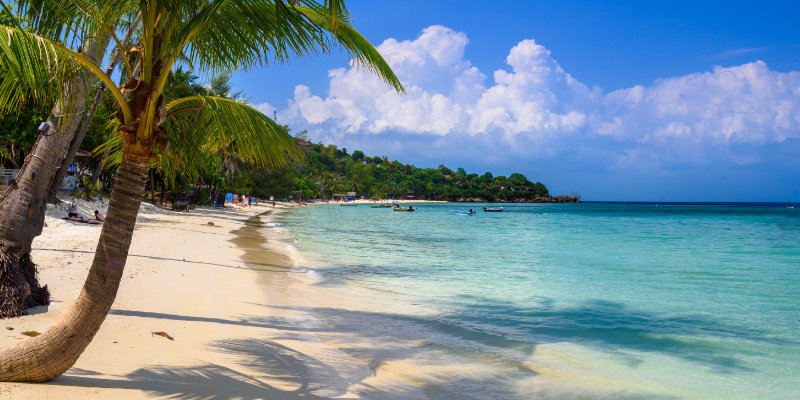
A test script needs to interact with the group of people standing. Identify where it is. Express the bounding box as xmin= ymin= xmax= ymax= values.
xmin=231 ymin=194 xmax=257 ymax=207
